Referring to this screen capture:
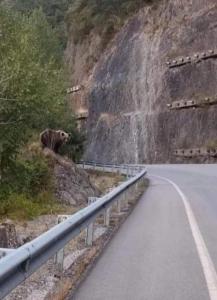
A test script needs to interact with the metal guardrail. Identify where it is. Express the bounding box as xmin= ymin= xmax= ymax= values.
xmin=0 ymin=163 xmax=147 ymax=299
xmin=77 ymin=161 xmax=144 ymax=177
xmin=0 ymin=249 xmax=15 ymax=260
